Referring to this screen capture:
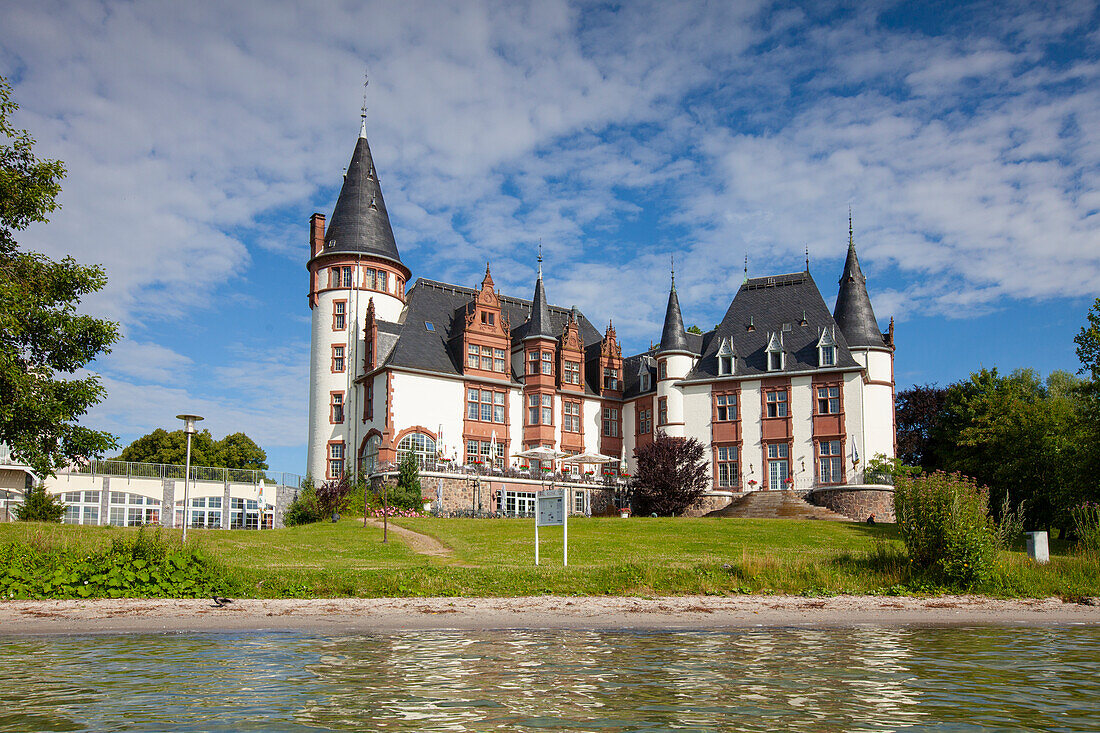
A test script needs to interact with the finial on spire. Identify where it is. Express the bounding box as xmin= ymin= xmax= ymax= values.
xmin=805 ymin=246 xmax=810 ymax=272
xmin=848 ymin=205 xmax=854 ymax=249
xmin=537 ymin=239 xmax=543 ymax=280
xmin=670 ymin=254 xmax=676 ymax=290
xmin=359 ymin=70 xmax=369 ymax=138
xmin=743 ymin=254 xmax=749 ymax=284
